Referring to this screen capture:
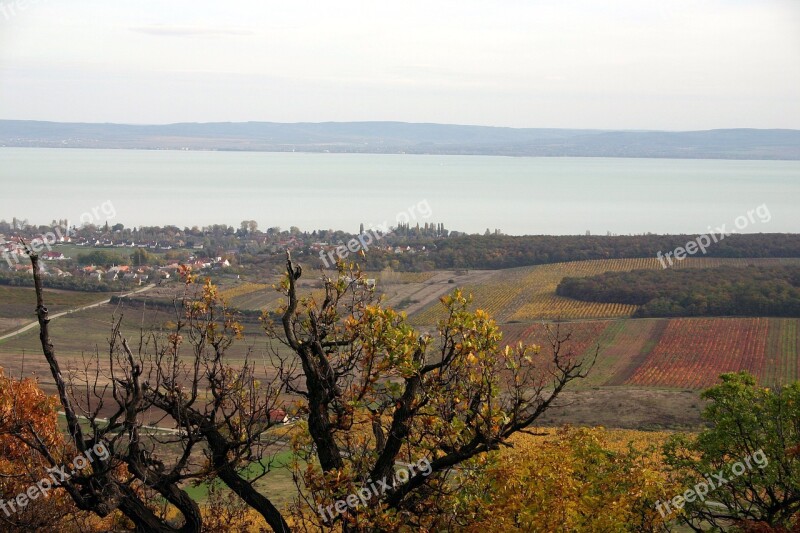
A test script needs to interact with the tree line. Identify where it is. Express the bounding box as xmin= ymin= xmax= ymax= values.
xmin=557 ymin=265 xmax=800 ymax=317
xmin=335 ymin=233 xmax=800 ymax=271
xmin=428 ymin=233 xmax=800 ymax=270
